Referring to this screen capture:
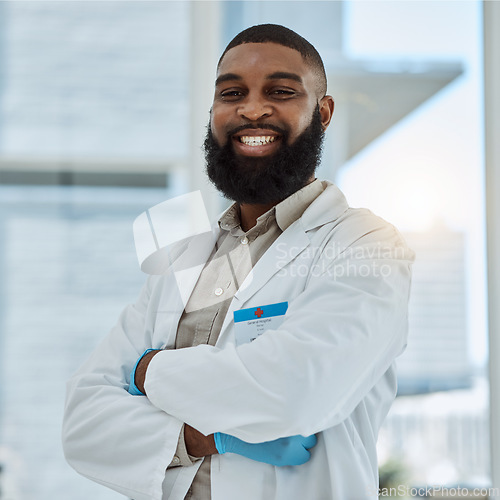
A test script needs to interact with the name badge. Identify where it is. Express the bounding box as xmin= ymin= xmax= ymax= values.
xmin=234 ymin=302 xmax=288 ymax=346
